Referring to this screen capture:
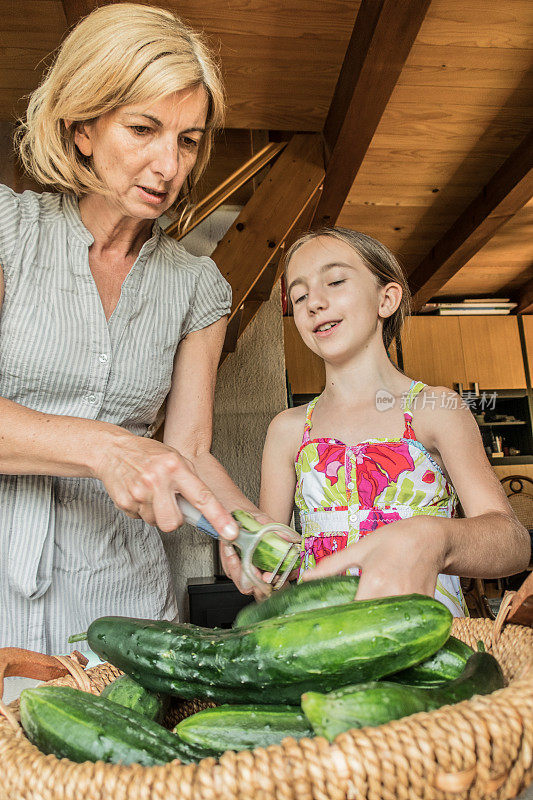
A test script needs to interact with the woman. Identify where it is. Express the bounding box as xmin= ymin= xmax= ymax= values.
xmin=0 ymin=3 xmax=262 ymax=655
